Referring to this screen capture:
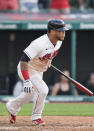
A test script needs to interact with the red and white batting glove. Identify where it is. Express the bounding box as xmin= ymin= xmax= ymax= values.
xmin=21 ymin=70 xmax=33 ymax=93
xmin=23 ymin=79 xmax=33 ymax=93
